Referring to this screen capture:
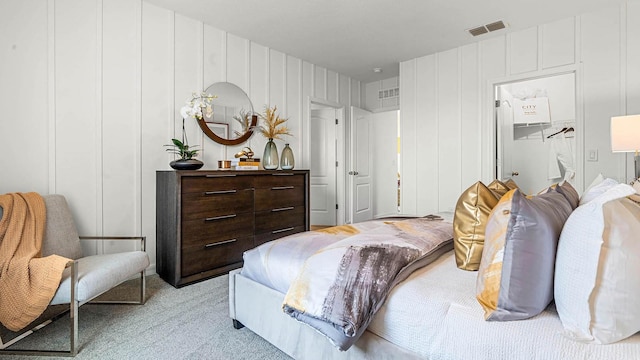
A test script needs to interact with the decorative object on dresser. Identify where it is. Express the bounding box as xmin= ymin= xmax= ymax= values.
xmin=262 ymin=139 xmax=279 ymax=170
xmin=233 ymin=158 xmax=261 ymax=170
xmin=280 ymin=144 xmax=295 ymax=170
xmin=217 ymin=160 xmax=231 ymax=170
xmin=156 ymin=170 xmax=310 ymax=288
xmin=258 ymin=105 xmax=292 ymax=170
xmin=166 ymin=91 xmax=215 ymax=170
